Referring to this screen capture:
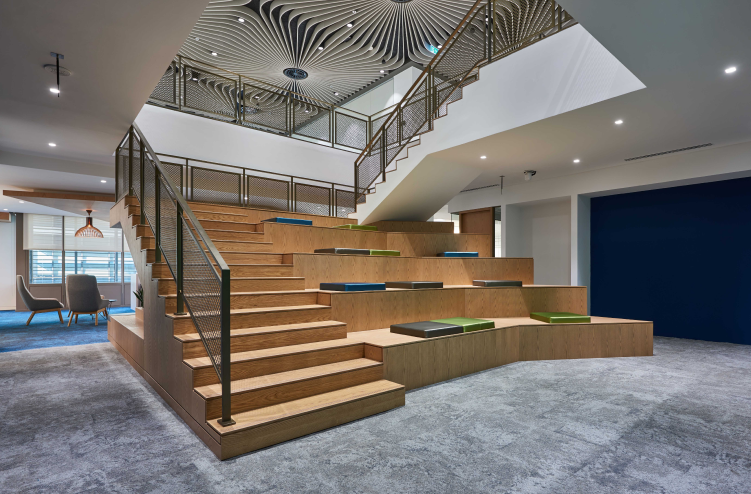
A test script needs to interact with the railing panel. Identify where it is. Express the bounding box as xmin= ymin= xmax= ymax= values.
xmin=247 ymin=175 xmax=290 ymax=211
xmin=183 ymin=65 xmax=237 ymax=121
xmin=294 ymin=183 xmax=331 ymax=216
xmin=335 ymin=189 xmax=356 ymax=218
xmin=116 ymin=147 xmax=129 ymax=200
xmin=335 ymin=112 xmax=368 ymax=150
xmin=150 ymin=62 xmax=177 ymax=105
xmin=190 ymin=166 xmax=242 ymax=206
xmin=242 ymin=83 xmax=288 ymax=134
xmin=293 ymin=101 xmax=331 ymax=143
xmin=161 ymin=161 xmax=184 ymax=196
